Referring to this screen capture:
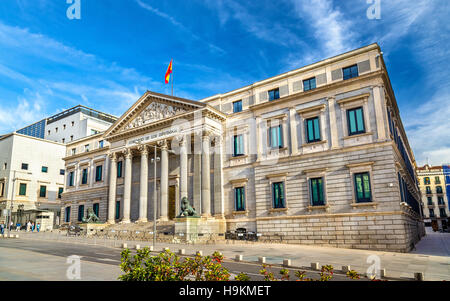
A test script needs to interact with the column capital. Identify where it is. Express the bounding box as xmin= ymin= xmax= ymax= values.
xmin=213 ymin=135 xmax=223 ymax=146
xmin=108 ymin=152 xmax=117 ymax=161
xmin=326 ymin=95 xmax=336 ymax=101
xmin=202 ymin=130 xmax=212 ymax=141
xmin=157 ymin=139 xmax=168 ymax=150
xmin=137 ymin=144 xmax=149 ymax=155
xmin=123 ymin=148 xmax=133 ymax=159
